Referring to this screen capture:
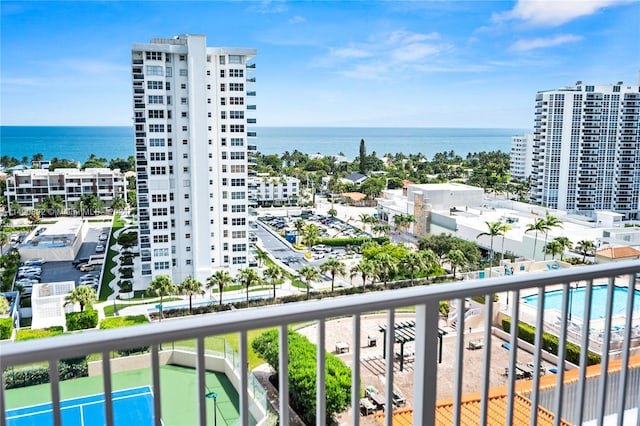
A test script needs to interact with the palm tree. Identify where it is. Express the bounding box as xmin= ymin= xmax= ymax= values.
xmin=207 ymin=270 xmax=233 ymax=306
xmin=552 ymin=236 xmax=573 ymax=261
xmin=255 ymin=249 xmax=269 ymax=267
xmin=301 ymin=224 xmax=320 ymax=249
xmin=320 ymin=258 xmax=346 ymax=293
xmin=0 ymin=295 xmax=9 ymax=315
xmin=294 ymin=219 xmax=306 ymax=244
xmin=372 ymin=224 xmax=391 ymax=237
xmin=400 ymin=252 xmax=426 ymax=286
xmin=110 ymin=196 xmax=127 ymax=211
xmin=146 ymin=275 xmax=178 ymax=319
xmin=544 ymin=240 xmax=563 ymax=260
xmin=542 ymin=211 xmax=563 ymax=260
xmin=263 ymin=266 xmax=282 ymax=299
xmin=525 ymin=218 xmax=550 ymax=261
xmin=350 ymin=259 xmax=375 ymax=292
xmin=476 ymin=221 xmax=504 ymax=277
xmin=419 ymin=249 xmax=438 ymax=282
xmin=373 ymin=253 xmax=398 ymax=288
xmin=0 ymin=232 xmax=8 ymax=255
xmin=298 ymin=265 xmax=321 ymax=299
xmin=498 ymin=222 xmax=512 ymax=262
xmin=446 ymin=249 xmax=467 ymax=279
xmin=179 ymin=276 xmax=204 ymax=313
xmin=359 ymin=213 xmax=373 ymax=232
xmin=576 ymin=239 xmax=596 ymax=263
xmin=64 ymin=286 xmax=97 ymax=312
xmin=237 ymin=268 xmax=261 ymax=303
xmin=393 ymin=214 xmax=416 ymax=233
